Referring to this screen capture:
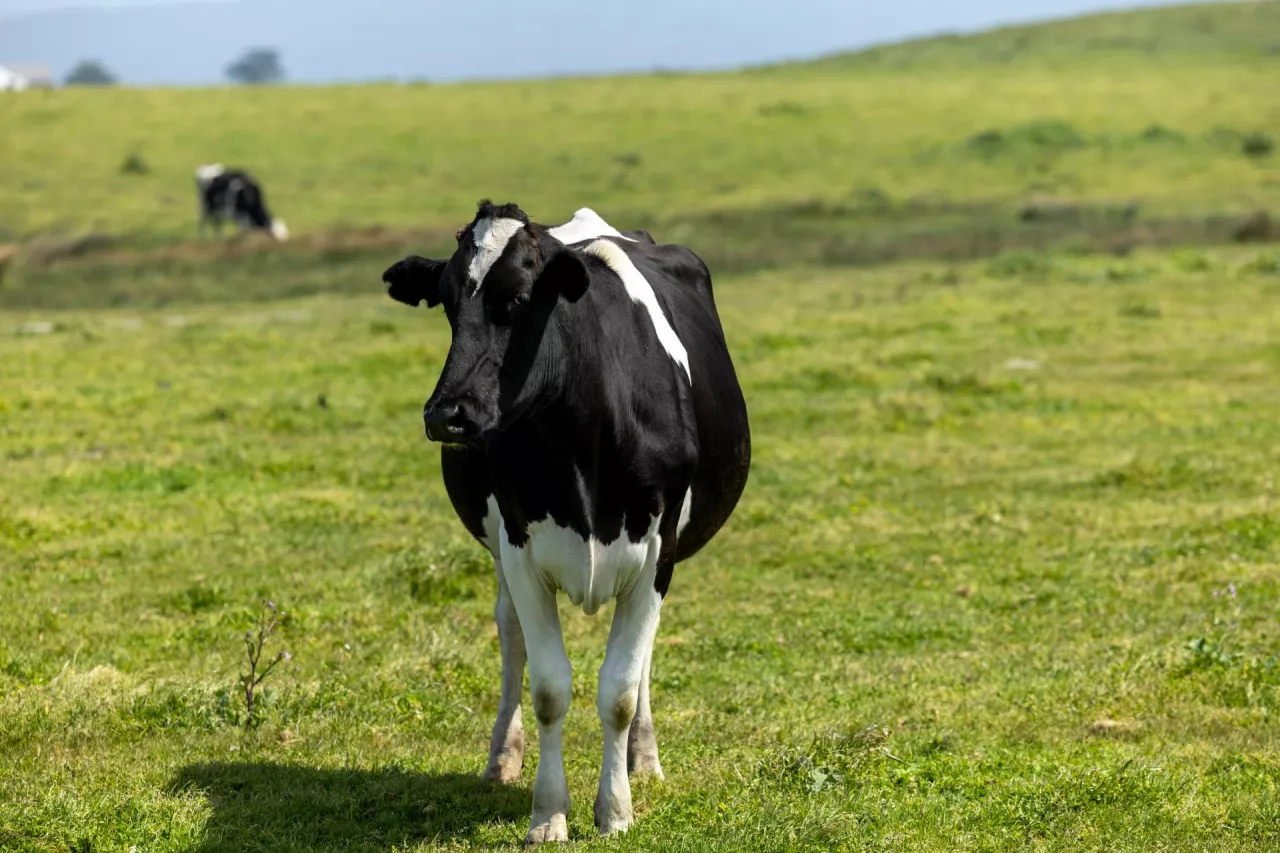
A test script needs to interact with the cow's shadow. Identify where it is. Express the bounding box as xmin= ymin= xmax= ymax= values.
xmin=171 ymin=761 xmax=529 ymax=852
